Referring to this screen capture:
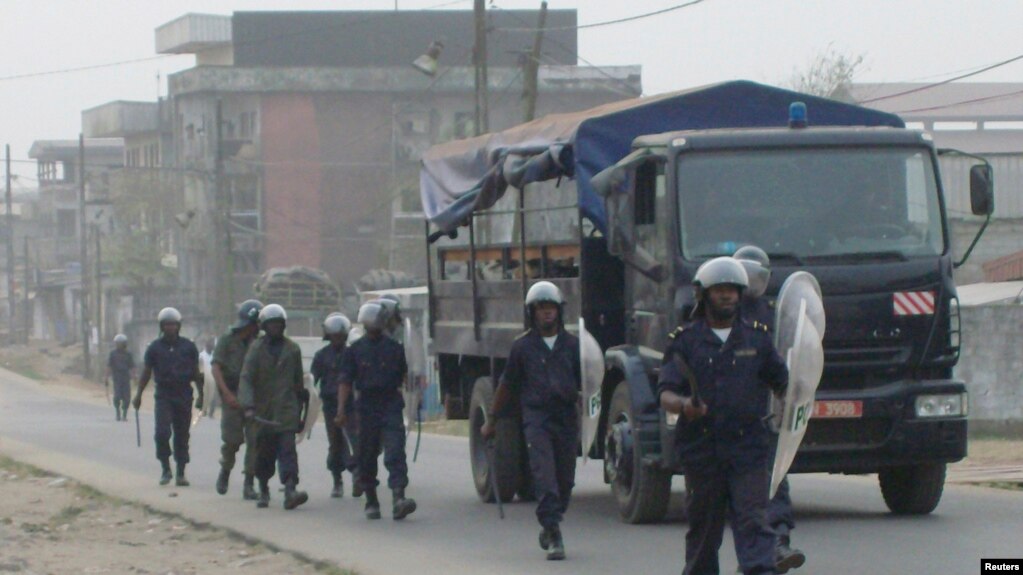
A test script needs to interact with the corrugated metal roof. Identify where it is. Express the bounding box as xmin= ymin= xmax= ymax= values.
xmin=852 ymin=83 xmax=1023 ymax=120
xmin=957 ymin=281 xmax=1023 ymax=306
xmin=940 ymin=154 xmax=1023 ymax=218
